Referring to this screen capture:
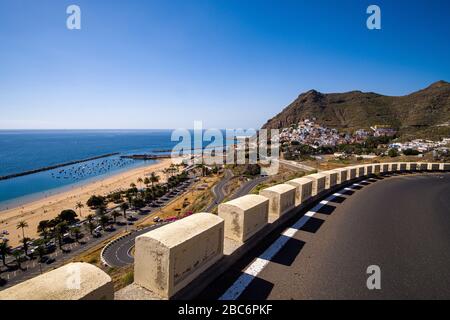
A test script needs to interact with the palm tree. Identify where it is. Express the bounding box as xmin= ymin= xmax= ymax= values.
xmin=37 ymin=220 xmax=50 ymax=240
xmin=125 ymin=193 xmax=133 ymax=207
xmin=86 ymin=214 xmax=94 ymax=223
xmin=111 ymin=211 xmax=121 ymax=224
xmin=0 ymin=240 xmax=11 ymax=267
xmin=20 ymin=237 xmax=31 ymax=256
xmin=149 ymin=172 xmax=160 ymax=204
xmin=12 ymin=250 xmax=23 ymax=270
xmin=130 ymin=182 xmax=136 ymax=189
xmin=54 ymin=222 xmax=68 ymax=250
xmin=16 ymin=220 xmax=29 ymax=240
xmin=75 ymin=202 xmax=84 ymax=218
xmin=36 ymin=245 xmax=46 ymax=262
xmin=71 ymin=227 xmax=82 ymax=243
xmin=100 ymin=215 xmax=110 ymax=229
xmin=87 ymin=221 xmax=96 ymax=235
xmin=120 ymin=202 xmax=129 ymax=220
xmin=144 ymin=177 xmax=150 ymax=189
xmin=137 ymin=177 xmax=143 ymax=189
